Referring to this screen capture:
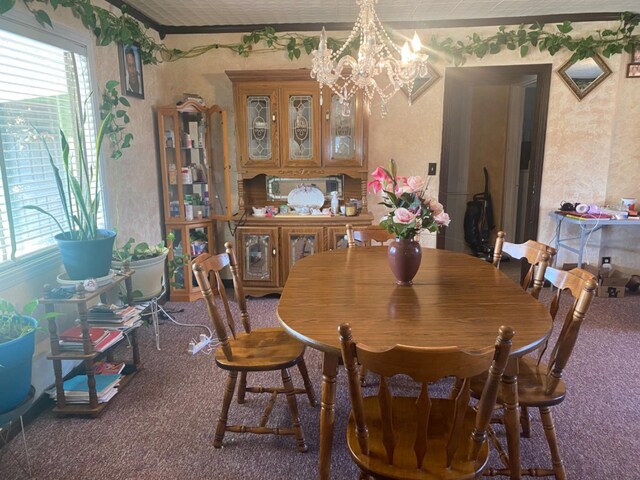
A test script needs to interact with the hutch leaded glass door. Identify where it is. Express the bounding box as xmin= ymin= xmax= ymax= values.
xmin=237 ymin=87 xmax=279 ymax=168
xmin=236 ymin=227 xmax=279 ymax=288
xmin=322 ymin=92 xmax=364 ymax=167
xmin=280 ymin=87 xmax=321 ymax=167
